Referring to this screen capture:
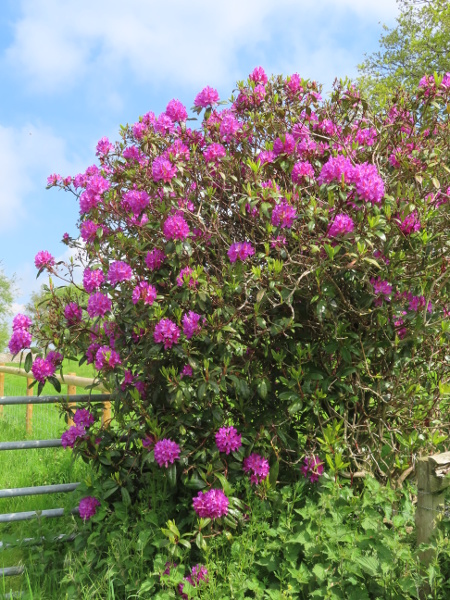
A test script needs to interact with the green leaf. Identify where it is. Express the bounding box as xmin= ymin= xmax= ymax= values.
xmin=167 ymin=464 xmax=177 ymax=488
xmin=121 ymin=487 xmax=131 ymax=506
xmin=24 ymin=352 xmax=33 ymax=373
xmin=197 ymin=382 xmax=207 ymax=400
xmin=269 ymin=461 xmax=279 ymax=486
xmin=48 ymin=376 xmax=61 ymax=393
